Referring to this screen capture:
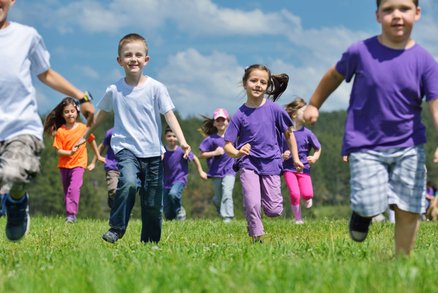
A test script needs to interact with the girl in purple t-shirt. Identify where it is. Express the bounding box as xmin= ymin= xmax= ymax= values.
xmin=224 ymin=64 xmax=304 ymax=242
xmin=199 ymin=108 xmax=236 ymax=223
xmin=282 ymin=98 xmax=321 ymax=224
